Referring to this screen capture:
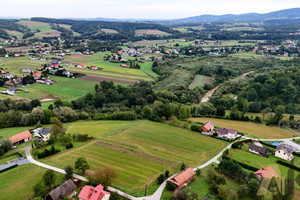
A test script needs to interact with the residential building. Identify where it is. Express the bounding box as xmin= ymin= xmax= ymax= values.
xmin=46 ymin=179 xmax=77 ymax=200
xmin=6 ymin=87 xmax=17 ymax=95
xmin=199 ymin=121 xmax=214 ymax=135
xmin=217 ymin=128 xmax=238 ymax=140
xmin=33 ymin=127 xmax=52 ymax=142
xmin=249 ymin=144 xmax=268 ymax=157
xmin=23 ymin=68 xmax=32 ymax=73
xmin=275 ymin=144 xmax=294 ymax=161
xmin=169 ymin=168 xmax=195 ymax=189
xmin=255 ymin=167 xmax=279 ymax=180
xmin=78 ymin=184 xmax=110 ymax=200
xmin=8 ymin=130 xmax=32 ymax=146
